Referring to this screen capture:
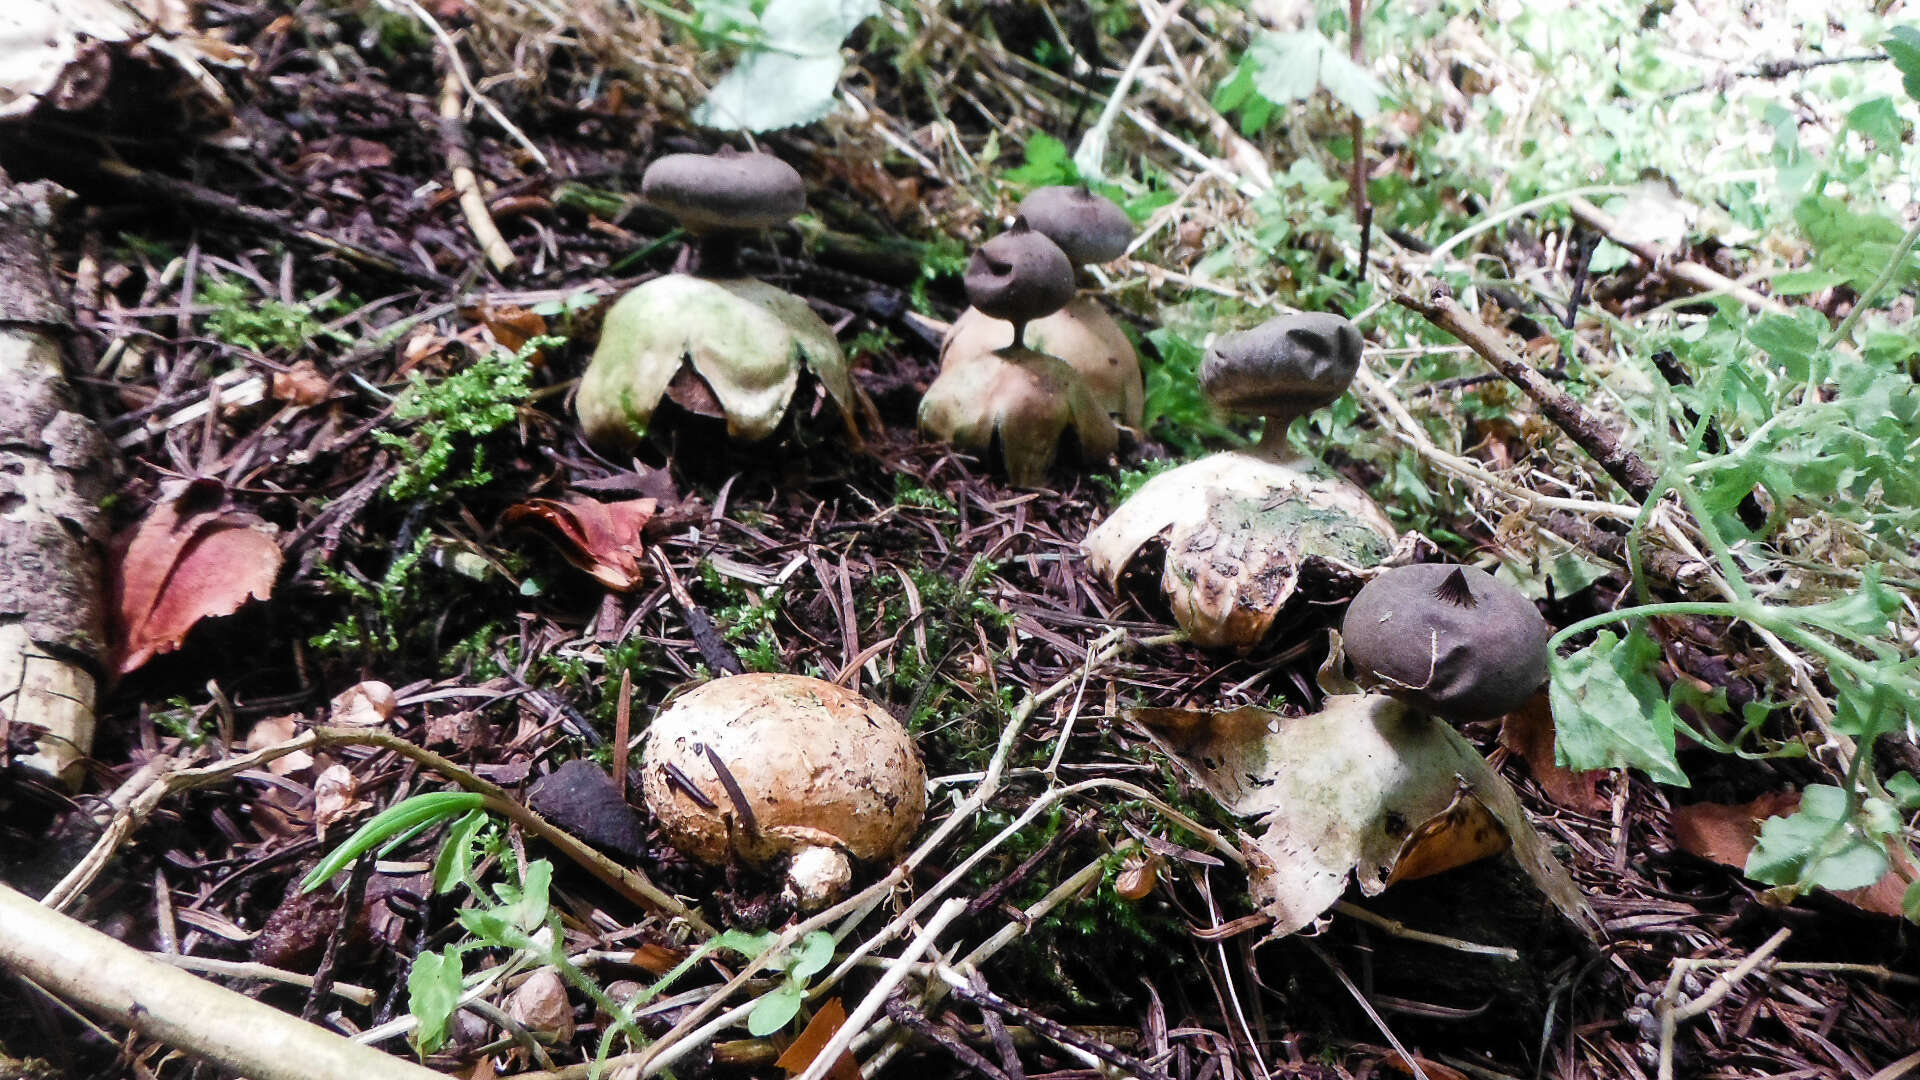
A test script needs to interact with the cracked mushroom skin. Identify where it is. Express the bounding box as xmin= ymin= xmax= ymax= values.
xmin=1084 ymin=311 xmax=1396 ymax=650
xmin=574 ymin=149 xmax=855 ymax=447
xmin=941 ymin=190 xmax=1144 ymax=425
xmin=919 ymin=222 xmax=1117 ymax=486
xmin=1341 ymin=564 xmax=1551 ymax=723
xmin=639 ymin=674 xmax=927 ymax=910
